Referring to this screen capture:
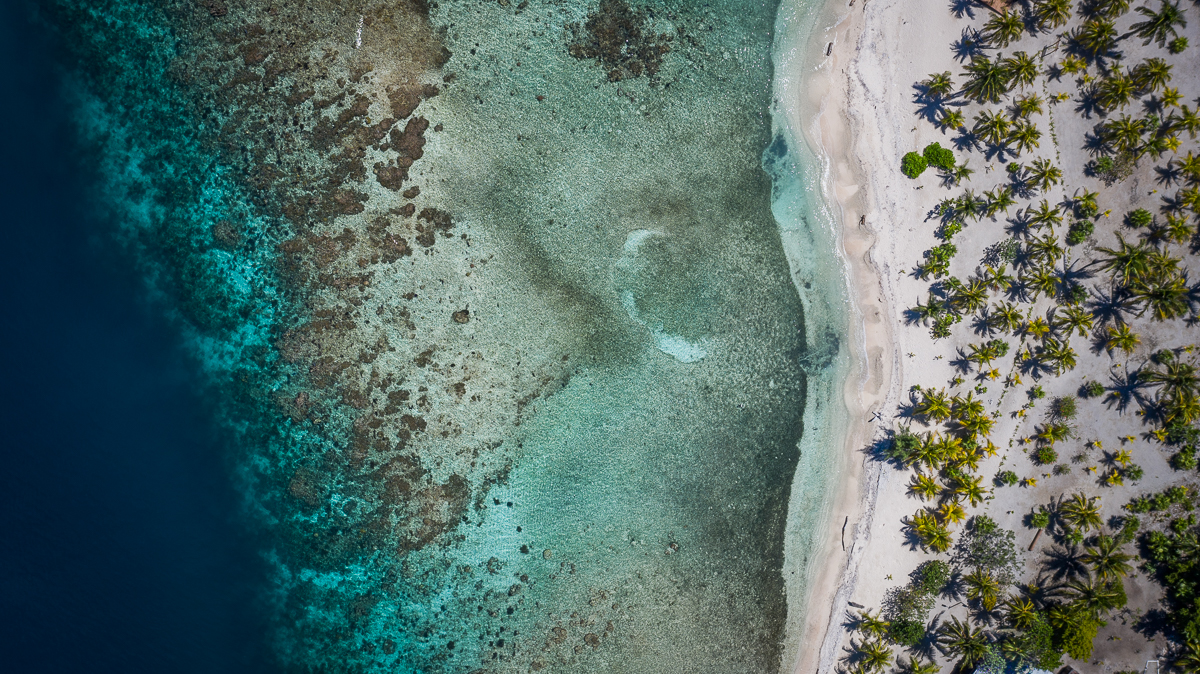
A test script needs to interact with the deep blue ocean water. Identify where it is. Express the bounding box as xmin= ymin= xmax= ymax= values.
xmin=0 ymin=5 xmax=274 ymax=672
